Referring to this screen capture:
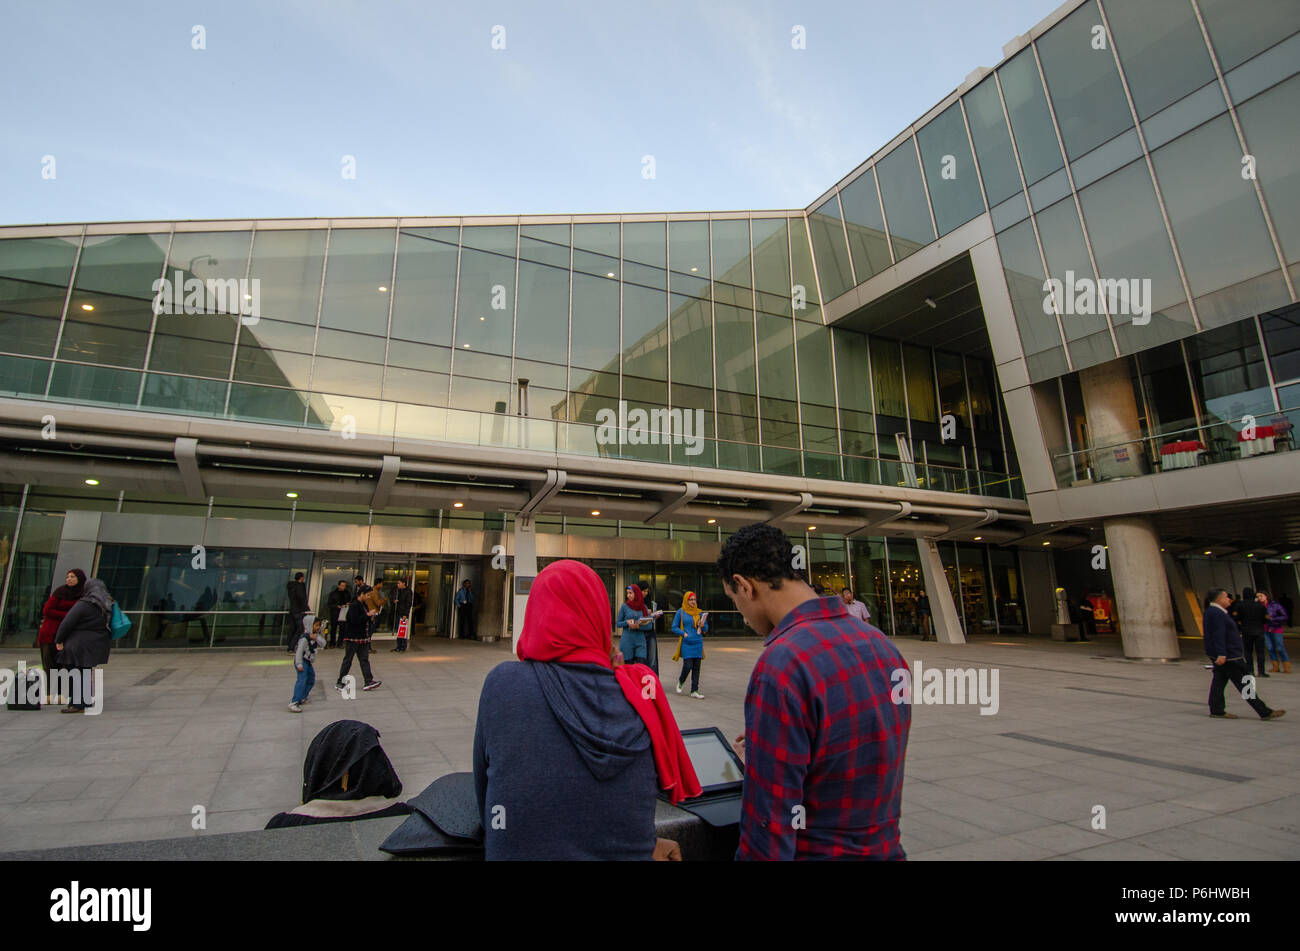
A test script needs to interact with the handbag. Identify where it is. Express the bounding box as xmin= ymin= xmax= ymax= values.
xmin=109 ymin=603 xmax=132 ymax=640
